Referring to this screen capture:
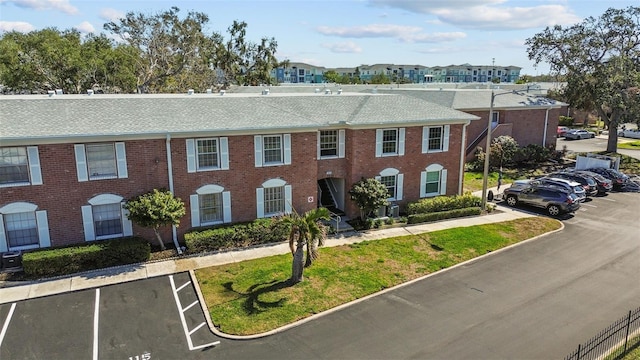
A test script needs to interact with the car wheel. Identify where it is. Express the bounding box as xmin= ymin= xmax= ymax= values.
xmin=591 ymin=134 xmax=595 ymax=138
xmin=506 ymin=195 xmax=518 ymax=207
xmin=547 ymin=205 xmax=561 ymax=216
